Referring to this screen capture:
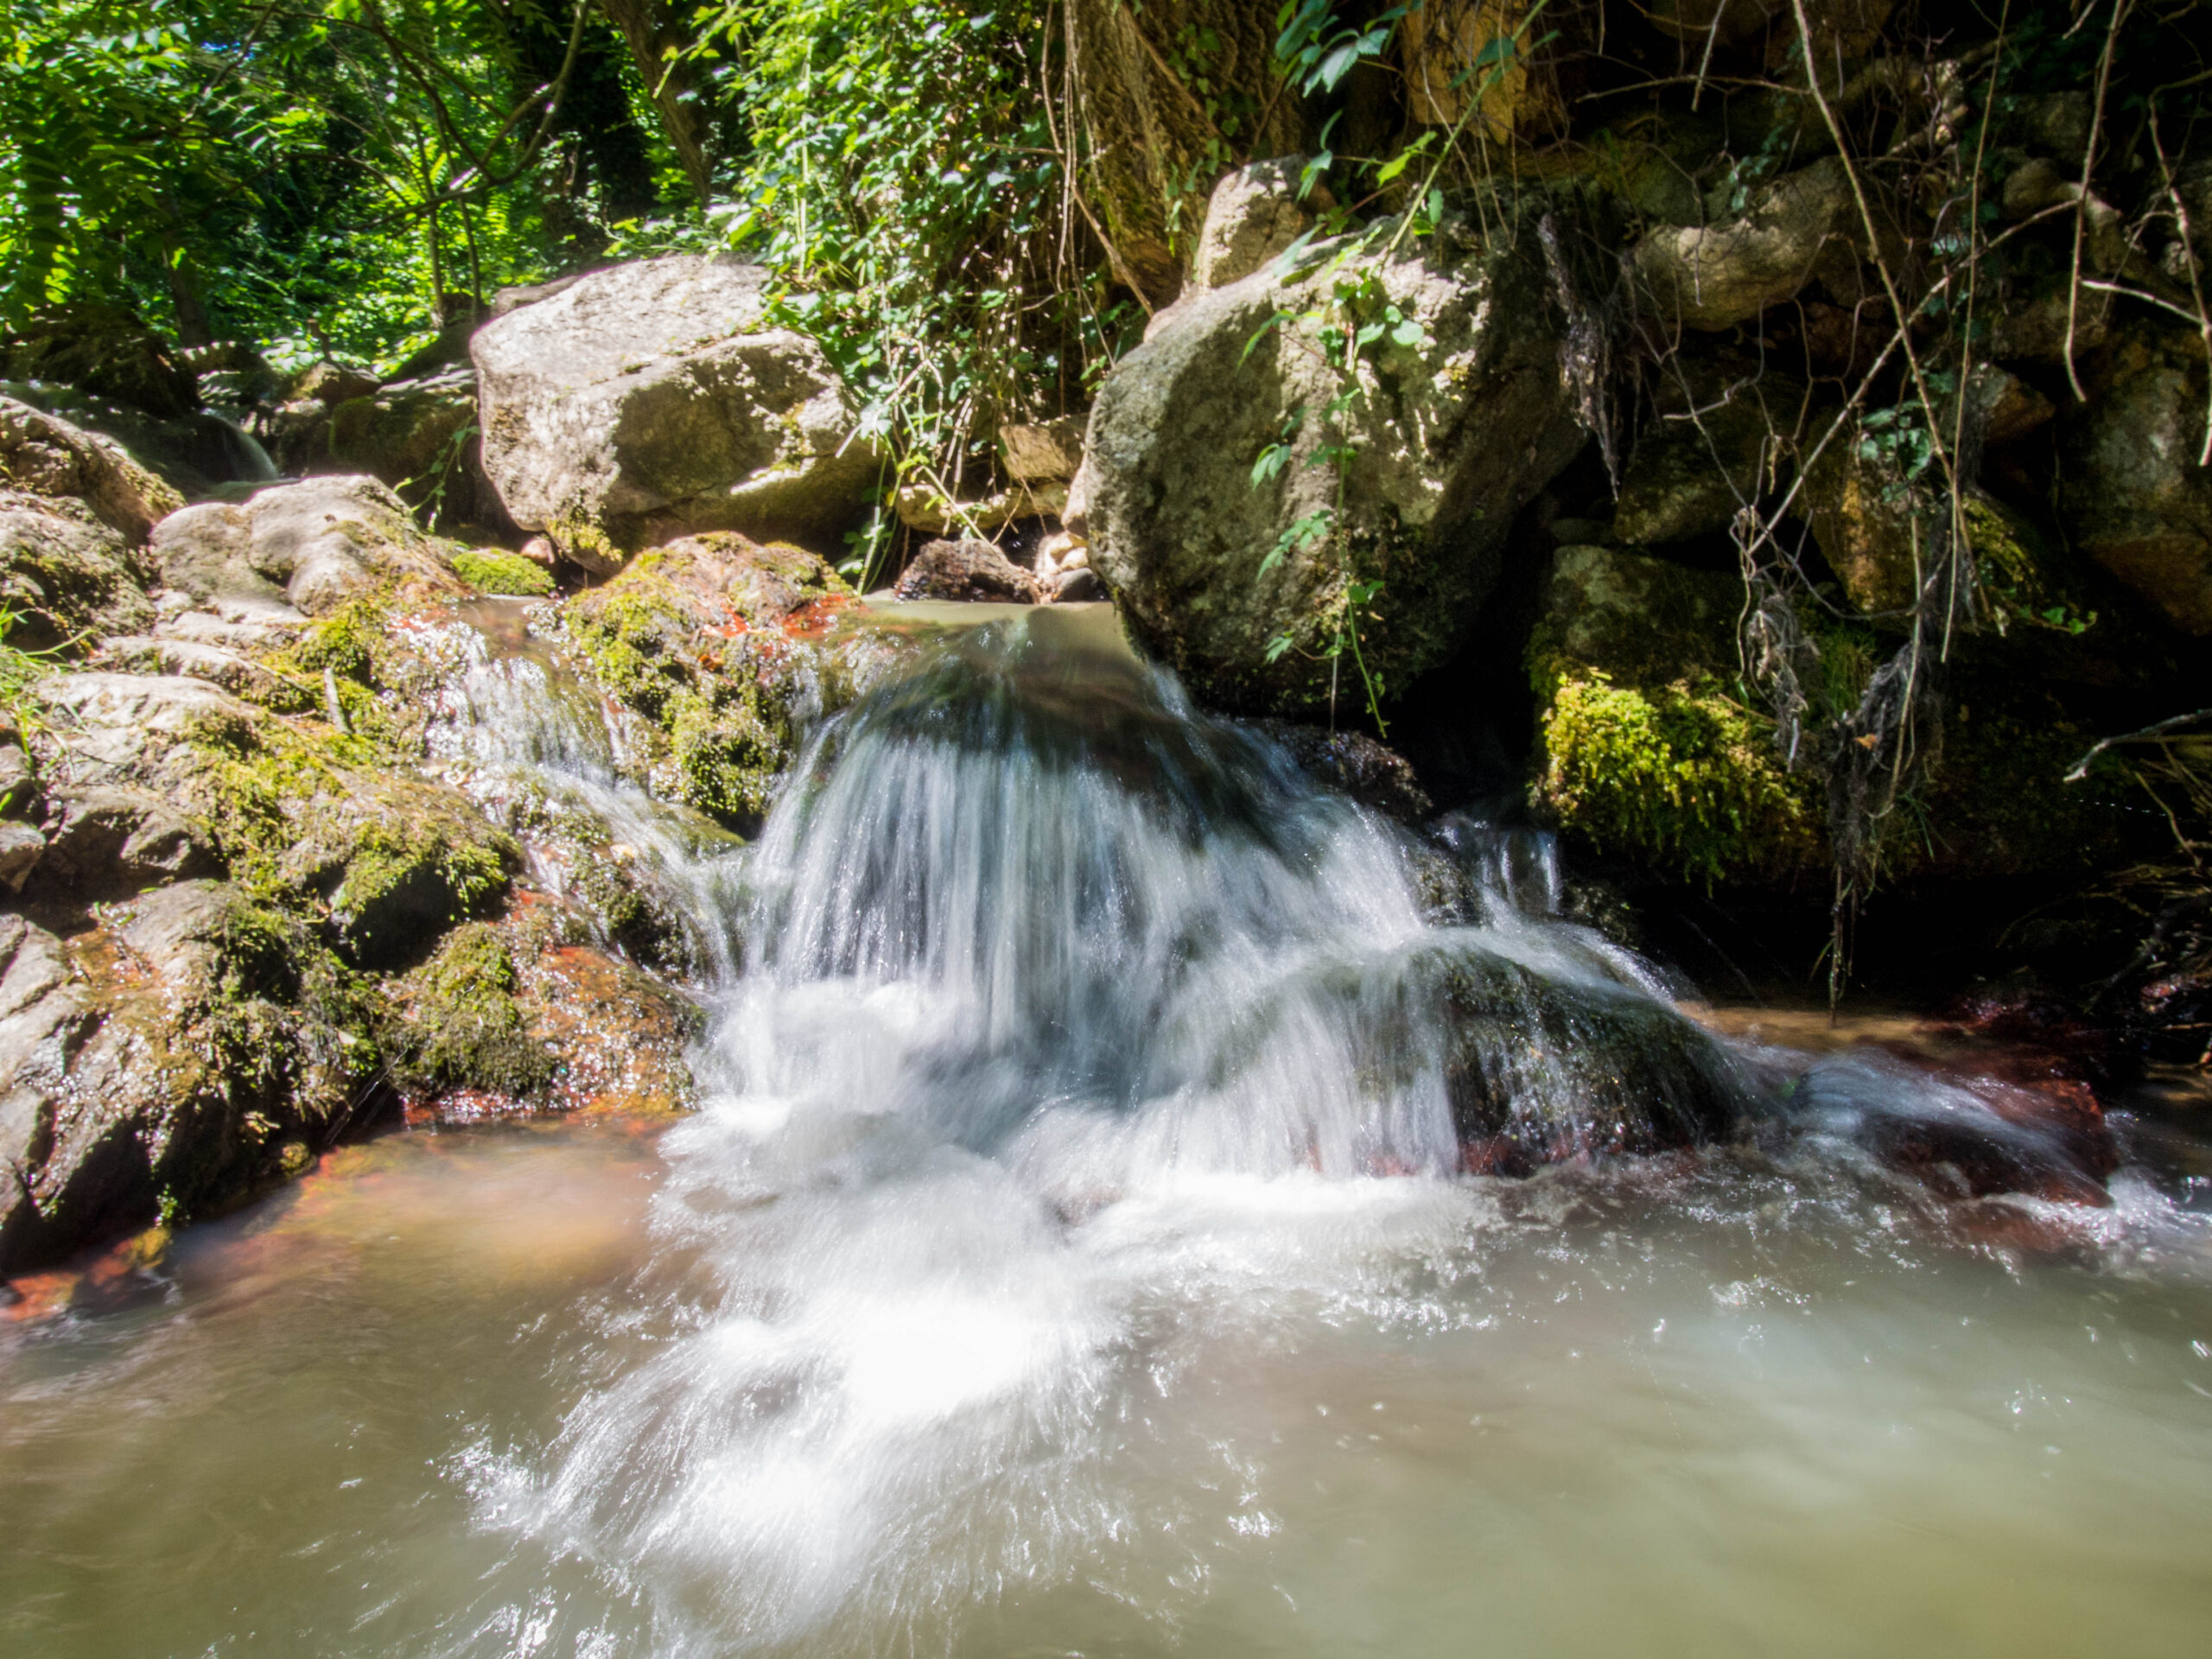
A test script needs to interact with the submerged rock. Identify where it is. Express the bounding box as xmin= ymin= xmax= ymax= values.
xmin=472 ymin=255 xmax=882 ymax=569
xmin=1074 ymin=205 xmax=1582 ymax=714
